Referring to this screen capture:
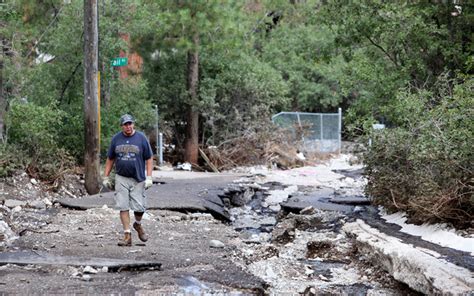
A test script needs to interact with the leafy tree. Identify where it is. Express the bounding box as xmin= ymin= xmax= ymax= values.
xmin=1 ymin=0 xmax=154 ymax=176
xmin=131 ymin=0 xmax=272 ymax=163
xmin=258 ymin=16 xmax=342 ymax=112
xmin=320 ymin=1 xmax=474 ymax=132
